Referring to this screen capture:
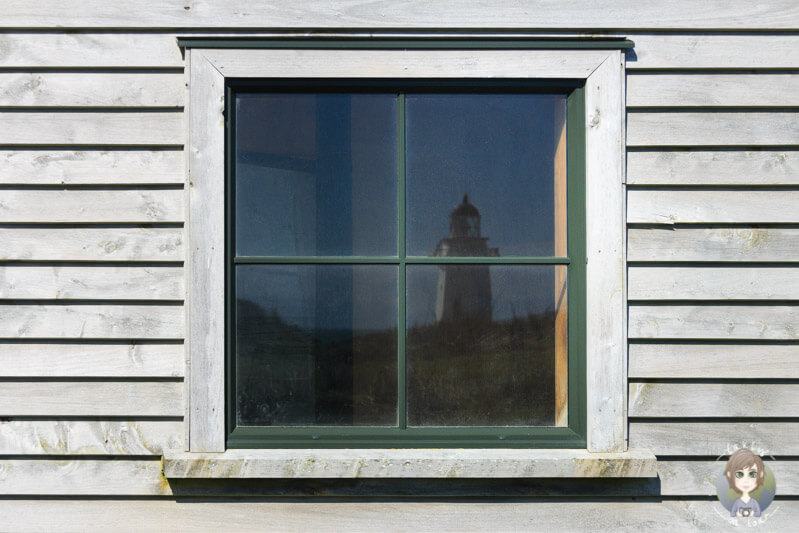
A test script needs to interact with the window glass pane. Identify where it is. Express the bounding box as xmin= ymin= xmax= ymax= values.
xmin=235 ymin=93 xmax=398 ymax=257
xmin=406 ymin=265 xmax=566 ymax=426
xmin=235 ymin=265 xmax=398 ymax=426
xmin=405 ymin=94 xmax=566 ymax=257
